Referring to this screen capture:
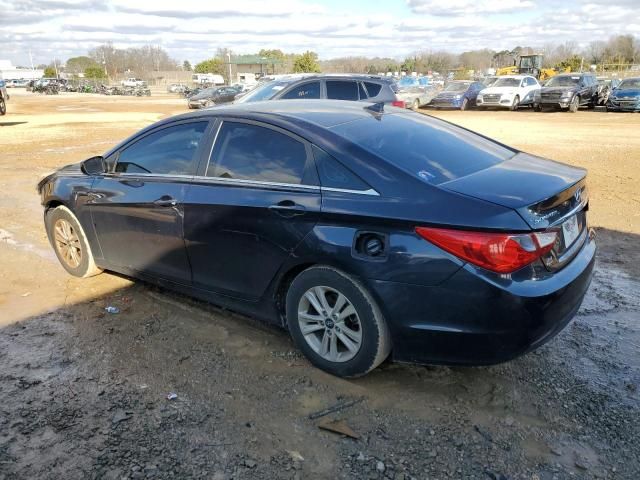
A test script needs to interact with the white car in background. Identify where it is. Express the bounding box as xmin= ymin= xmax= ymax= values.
xmin=476 ymin=75 xmax=540 ymax=110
